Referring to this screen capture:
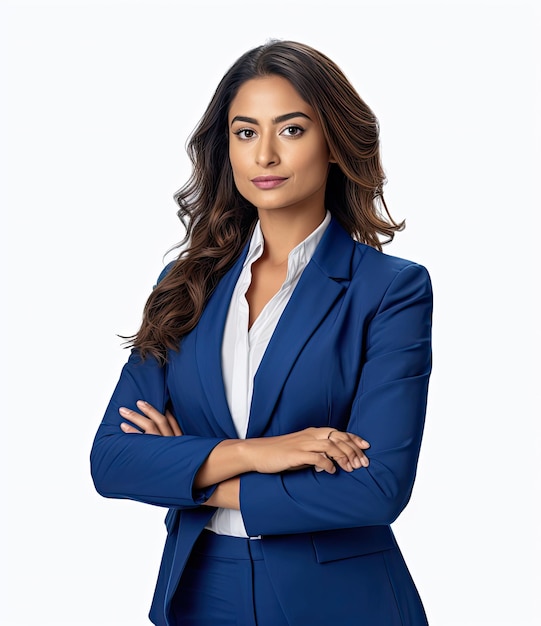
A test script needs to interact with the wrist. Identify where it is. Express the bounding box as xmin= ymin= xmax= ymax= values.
xmin=235 ymin=439 xmax=257 ymax=473
xmin=205 ymin=477 xmax=240 ymax=510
